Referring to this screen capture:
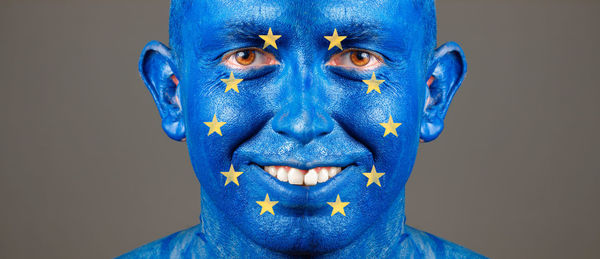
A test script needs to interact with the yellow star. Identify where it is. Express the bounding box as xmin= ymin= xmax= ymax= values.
xmin=362 ymin=165 xmax=385 ymax=187
xmin=221 ymin=72 xmax=244 ymax=93
xmin=221 ymin=165 xmax=244 ymax=186
xmin=324 ymin=28 xmax=347 ymax=50
xmin=259 ymin=28 xmax=282 ymax=50
xmin=256 ymin=194 xmax=279 ymax=215
xmin=379 ymin=115 xmax=402 ymax=137
xmin=363 ymin=72 xmax=385 ymax=94
xmin=327 ymin=195 xmax=350 ymax=216
xmin=204 ymin=114 xmax=227 ymax=136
